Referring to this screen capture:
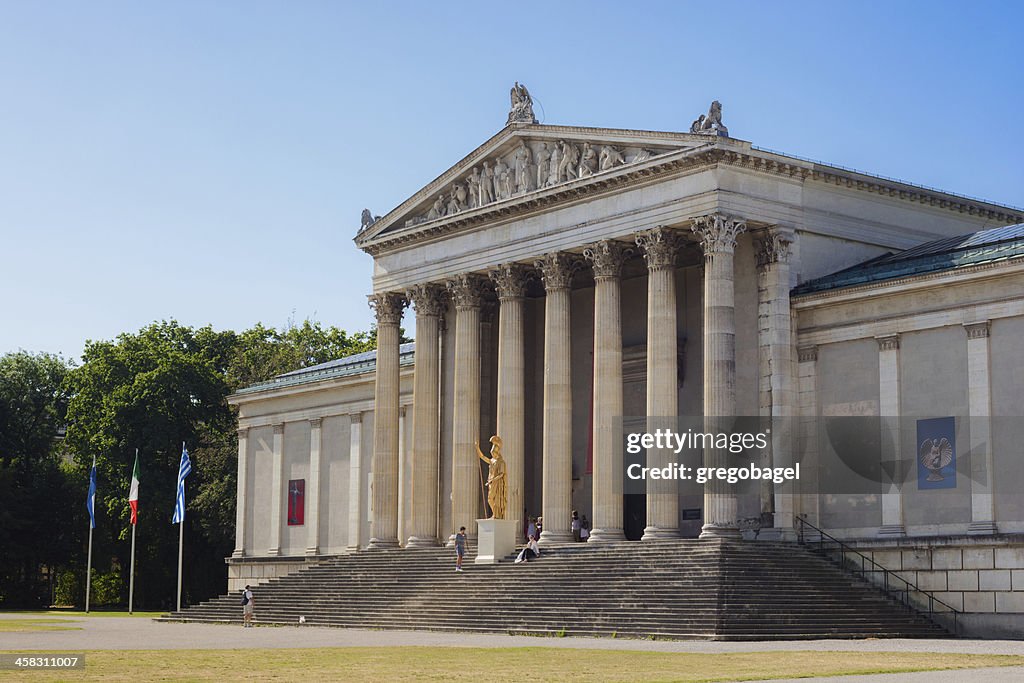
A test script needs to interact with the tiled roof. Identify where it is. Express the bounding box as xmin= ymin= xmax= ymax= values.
xmin=235 ymin=342 xmax=415 ymax=395
xmin=793 ymin=224 xmax=1024 ymax=295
